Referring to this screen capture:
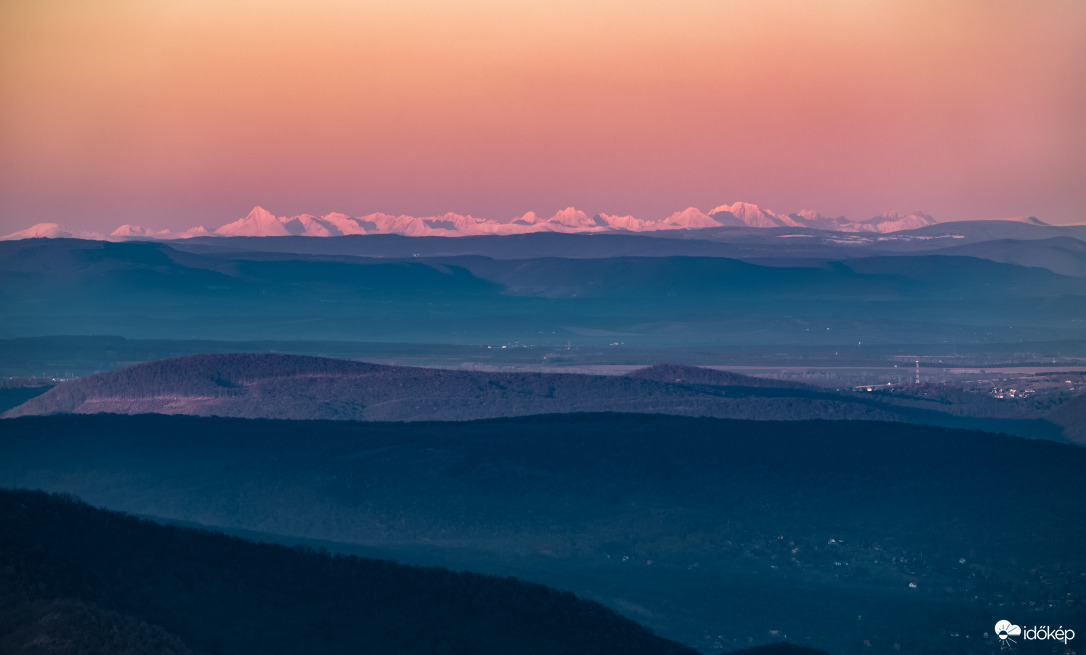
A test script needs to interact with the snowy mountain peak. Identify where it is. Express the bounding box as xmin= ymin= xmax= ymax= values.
xmin=709 ymin=202 xmax=789 ymax=228
xmin=215 ymin=207 xmax=293 ymax=237
xmin=110 ymin=224 xmax=153 ymax=237
xmin=247 ymin=206 xmax=276 ymax=222
xmin=7 ymin=204 xmax=1068 ymax=242
xmin=871 ymin=210 xmax=934 ymax=223
xmin=665 ymin=207 xmax=718 ymax=229
xmin=791 ymin=209 xmax=824 ymax=222
xmin=1 ymin=223 xmax=96 ymax=240
xmin=862 ymin=211 xmax=938 ymax=232
xmin=547 ymin=207 xmax=596 ymax=229
xmin=511 ymin=211 xmax=540 ymax=226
